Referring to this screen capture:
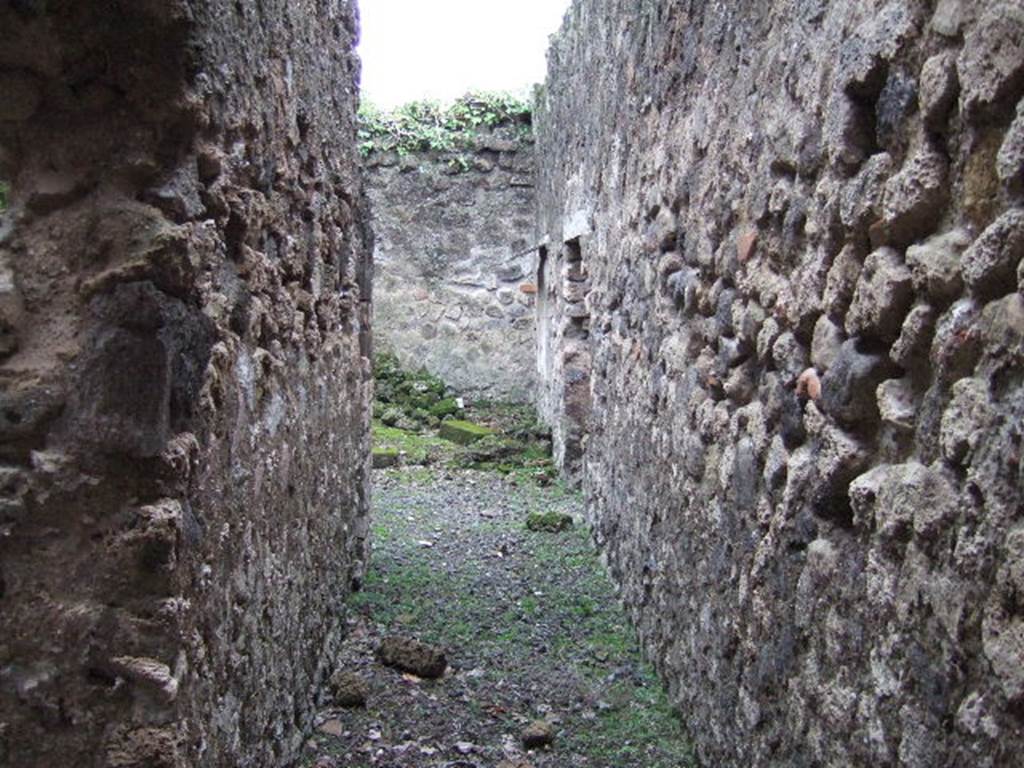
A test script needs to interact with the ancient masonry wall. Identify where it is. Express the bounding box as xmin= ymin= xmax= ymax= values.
xmin=0 ymin=2 xmax=372 ymax=766
xmin=537 ymin=0 xmax=1024 ymax=765
xmin=365 ymin=133 xmax=537 ymax=402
